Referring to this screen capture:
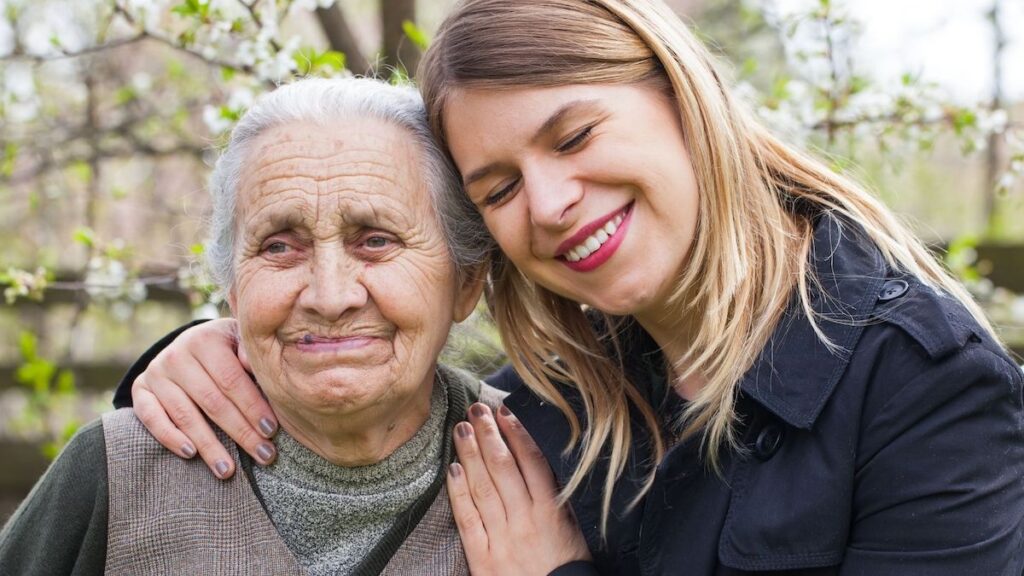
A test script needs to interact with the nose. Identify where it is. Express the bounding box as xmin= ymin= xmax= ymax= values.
xmin=523 ymin=162 xmax=583 ymax=231
xmin=297 ymin=244 xmax=368 ymax=322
